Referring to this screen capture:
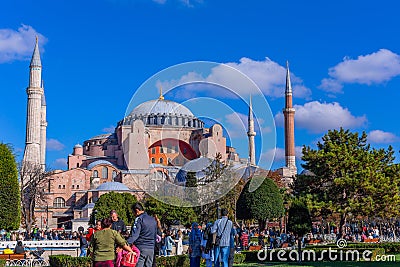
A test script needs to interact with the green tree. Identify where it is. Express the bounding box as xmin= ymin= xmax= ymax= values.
xmin=143 ymin=195 xmax=198 ymax=227
xmin=90 ymin=192 xmax=137 ymax=225
xmin=287 ymin=198 xmax=312 ymax=262
xmin=0 ymin=143 xmax=21 ymax=230
xmin=295 ymin=128 xmax=400 ymax=236
xmin=236 ymin=177 xmax=284 ymax=230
